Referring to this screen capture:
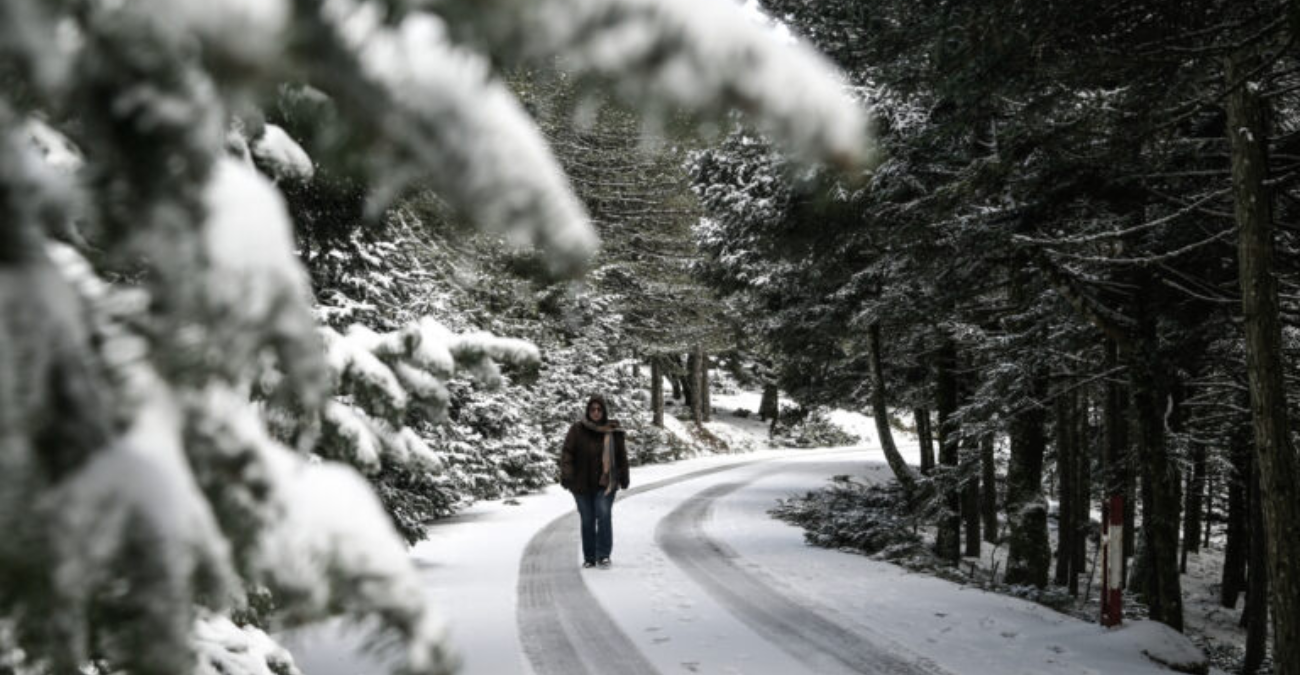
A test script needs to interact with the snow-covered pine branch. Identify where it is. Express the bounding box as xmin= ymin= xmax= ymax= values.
xmin=300 ymin=1 xmax=599 ymax=275
xmin=439 ymin=0 xmax=879 ymax=170
xmin=316 ymin=318 xmax=540 ymax=471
